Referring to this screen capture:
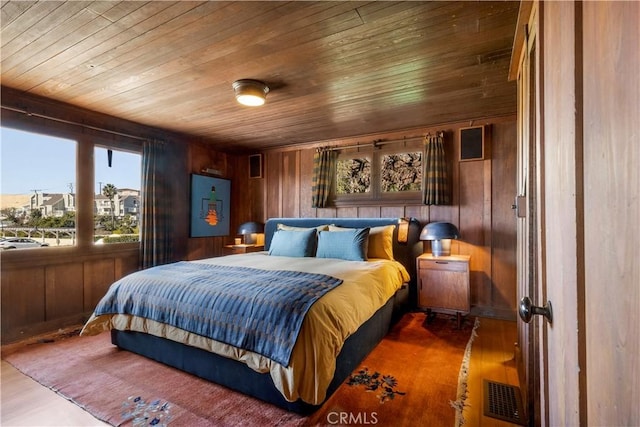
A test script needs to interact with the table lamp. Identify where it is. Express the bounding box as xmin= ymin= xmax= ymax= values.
xmin=420 ymin=222 xmax=460 ymax=256
xmin=237 ymin=222 xmax=264 ymax=245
